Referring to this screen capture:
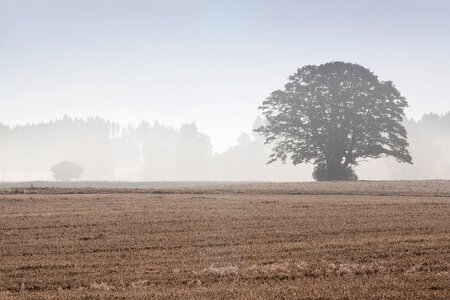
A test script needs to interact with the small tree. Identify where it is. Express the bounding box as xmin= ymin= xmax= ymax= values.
xmin=51 ymin=161 xmax=83 ymax=181
xmin=255 ymin=62 xmax=412 ymax=181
